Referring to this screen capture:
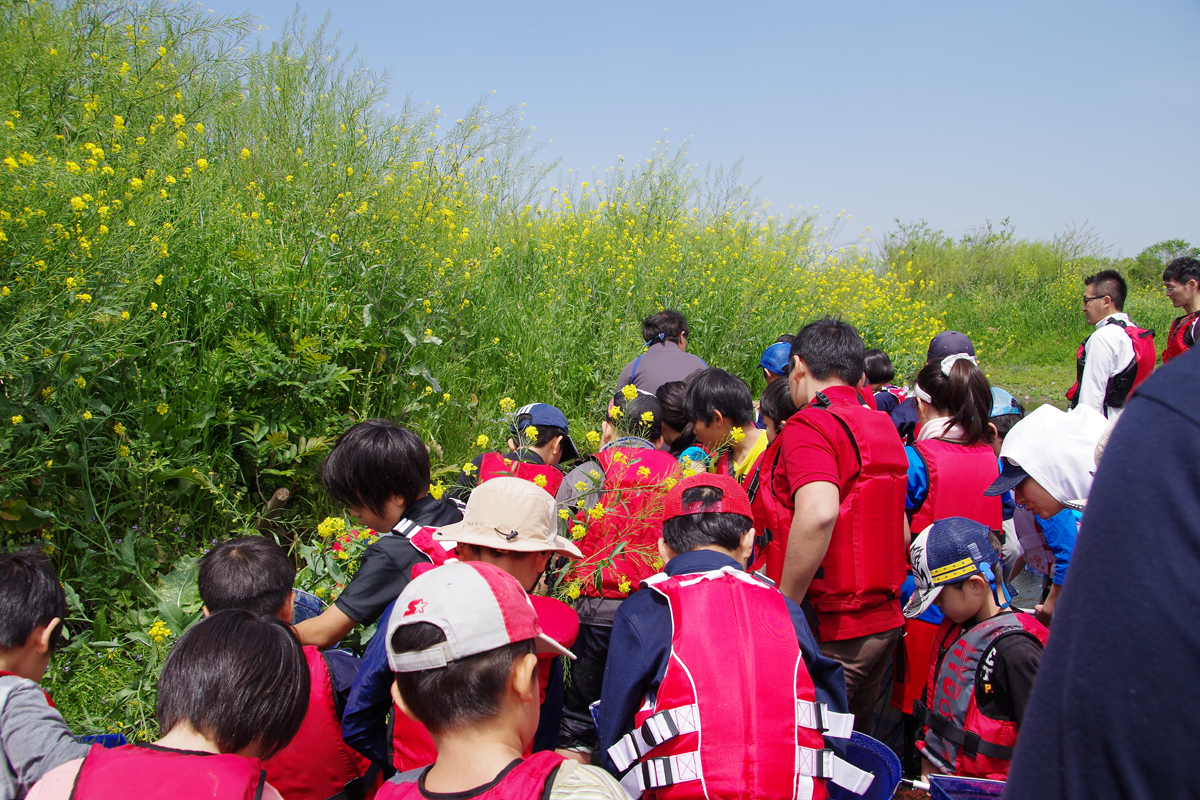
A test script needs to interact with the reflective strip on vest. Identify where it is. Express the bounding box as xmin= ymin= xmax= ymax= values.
xmin=796 ymin=700 xmax=854 ymax=740
xmin=608 ymin=704 xmax=700 ymax=772
xmin=796 ymin=748 xmax=875 ymax=796
xmin=620 ymin=752 xmax=703 ymax=796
